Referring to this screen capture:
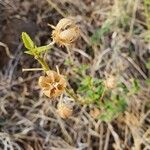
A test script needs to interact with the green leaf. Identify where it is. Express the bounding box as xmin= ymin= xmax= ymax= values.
xmin=99 ymin=96 xmax=127 ymax=122
xmin=118 ymin=83 xmax=129 ymax=94
xmin=24 ymin=51 xmax=34 ymax=55
xmin=130 ymin=79 xmax=140 ymax=95
xmin=73 ymin=65 xmax=89 ymax=76
xmin=32 ymin=45 xmax=51 ymax=54
xmin=77 ymin=76 xmax=105 ymax=104
xmin=82 ymin=76 xmax=92 ymax=86
xmin=22 ymin=32 xmax=35 ymax=49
